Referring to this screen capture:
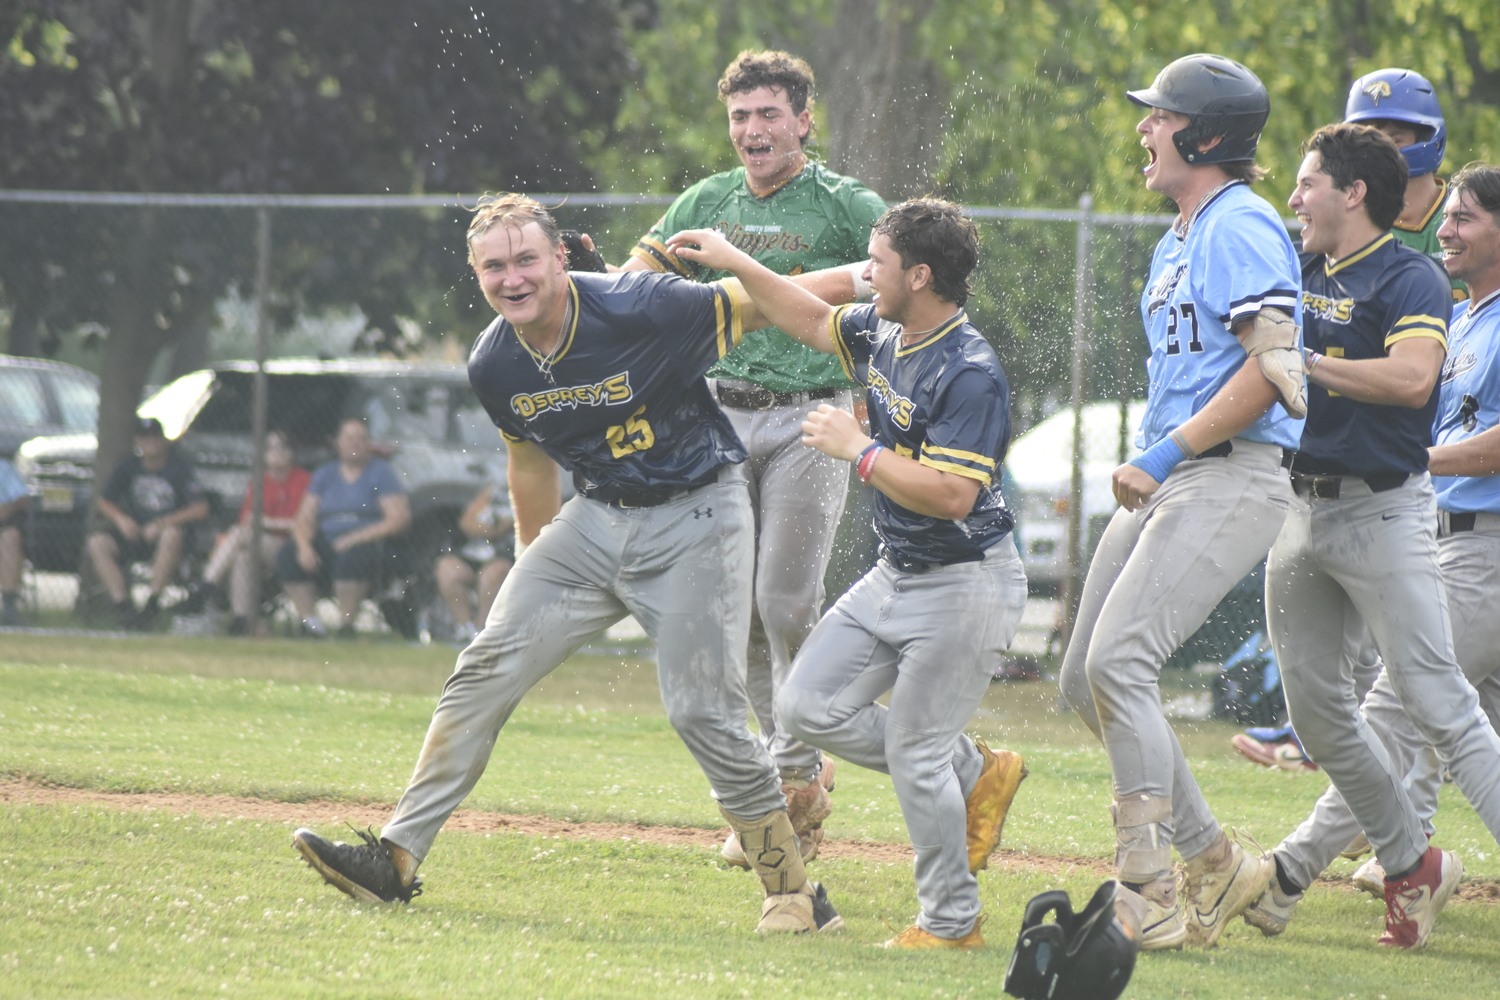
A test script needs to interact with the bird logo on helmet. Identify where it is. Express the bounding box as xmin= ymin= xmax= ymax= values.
xmin=1126 ymin=53 xmax=1270 ymax=165
xmin=1344 ymin=68 xmax=1446 ymax=177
